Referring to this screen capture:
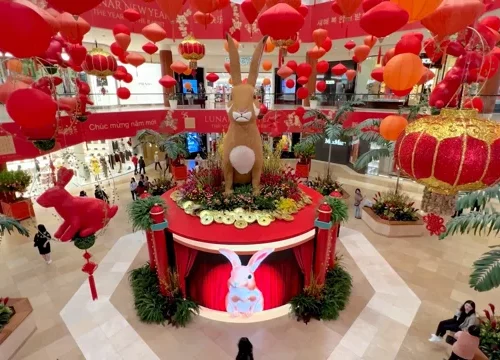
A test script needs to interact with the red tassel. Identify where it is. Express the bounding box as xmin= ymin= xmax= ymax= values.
xmin=88 ymin=274 xmax=98 ymax=300
xmin=82 ymin=251 xmax=99 ymax=301
xmin=377 ymin=46 xmax=382 ymax=64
